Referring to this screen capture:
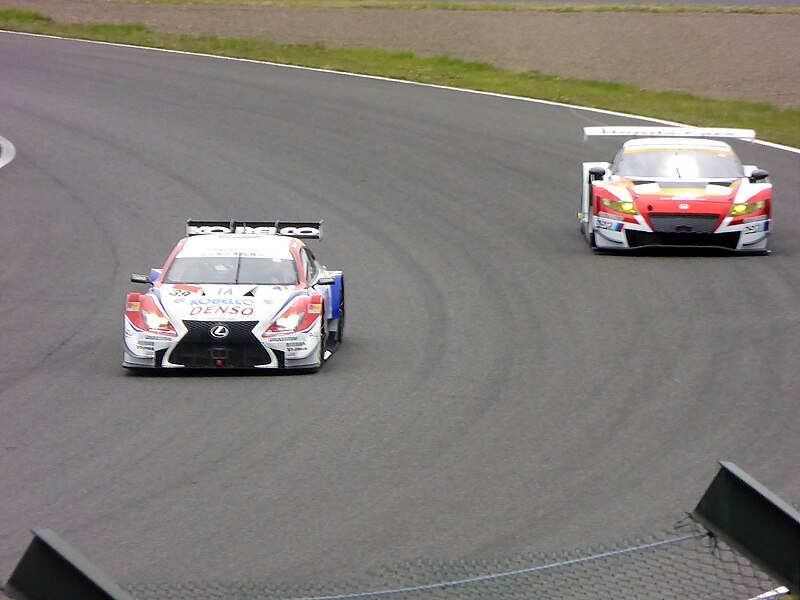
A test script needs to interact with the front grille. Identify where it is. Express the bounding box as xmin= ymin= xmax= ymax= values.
xmin=625 ymin=230 xmax=740 ymax=250
xmin=648 ymin=214 xmax=720 ymax=234
xmin=182 ymin=320 xmax=259 ymax=342
xmin=171 ymin=320 xmax=271 ymax=368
